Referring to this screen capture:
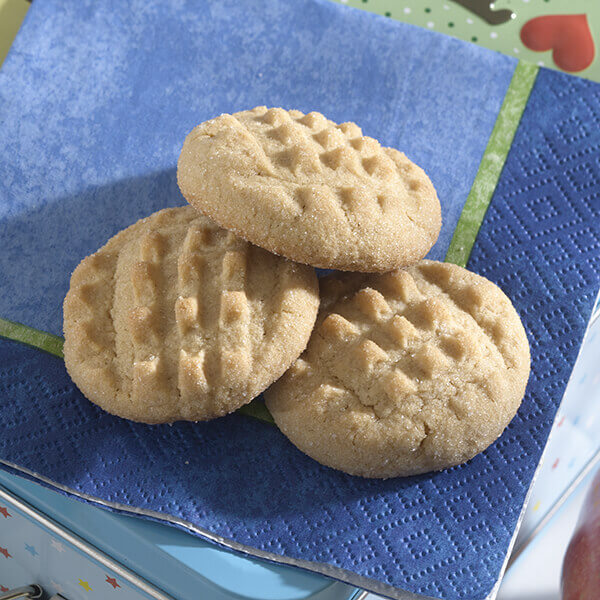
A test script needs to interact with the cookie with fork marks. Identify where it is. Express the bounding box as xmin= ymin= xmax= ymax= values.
xmin=265 ymin=261 xmax=530 ymax=478
xmin=177 ymin=107 xmax=441 ymax=272
xmin=63 ymin=206 xmax=319 ymax=423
